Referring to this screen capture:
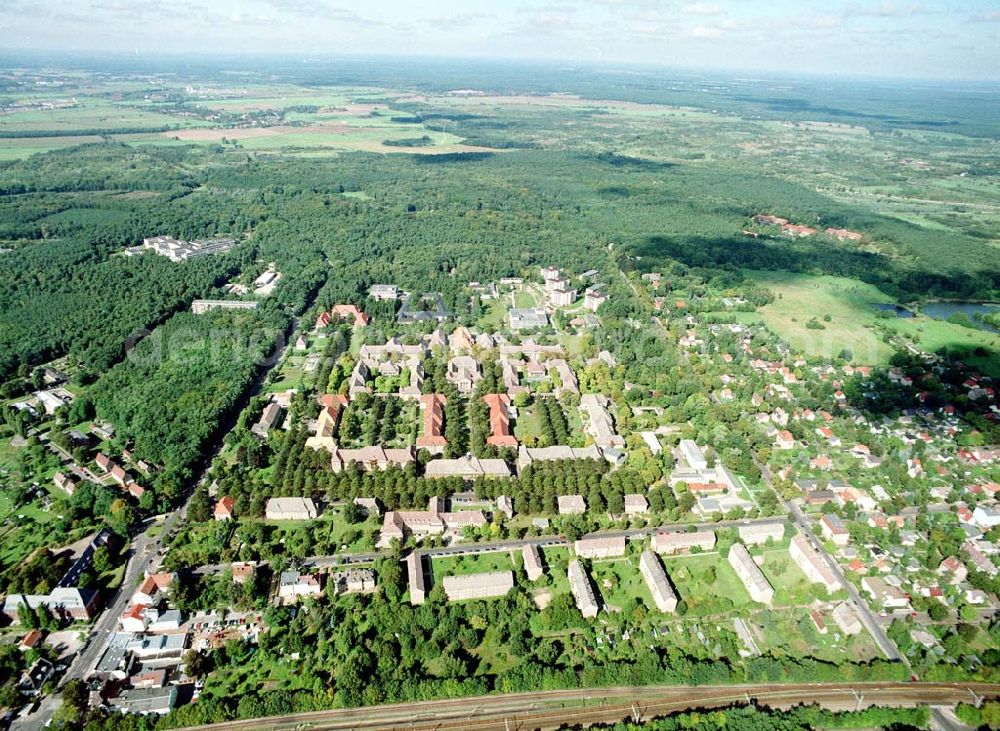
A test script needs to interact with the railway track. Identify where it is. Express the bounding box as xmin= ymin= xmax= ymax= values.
xmin=178 ymin=682 xmax=1000 ymax=731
